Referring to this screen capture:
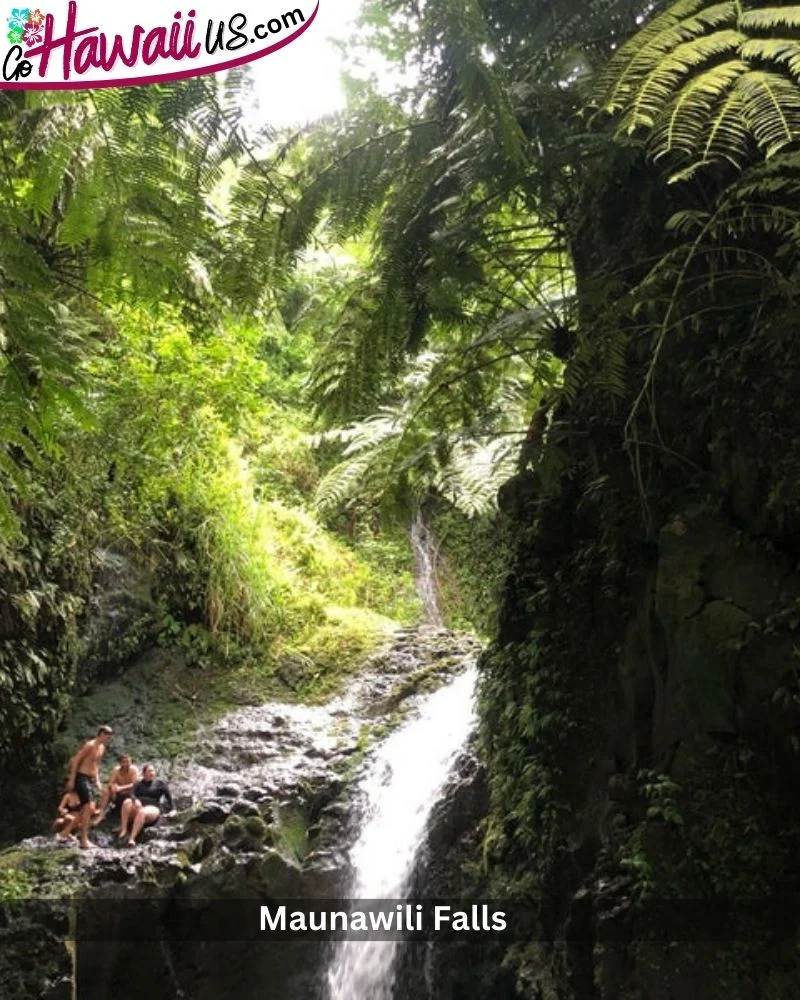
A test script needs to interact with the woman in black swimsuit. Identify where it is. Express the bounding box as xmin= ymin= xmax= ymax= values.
xmin=118 ymin=764 xmax=176 ymax=846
